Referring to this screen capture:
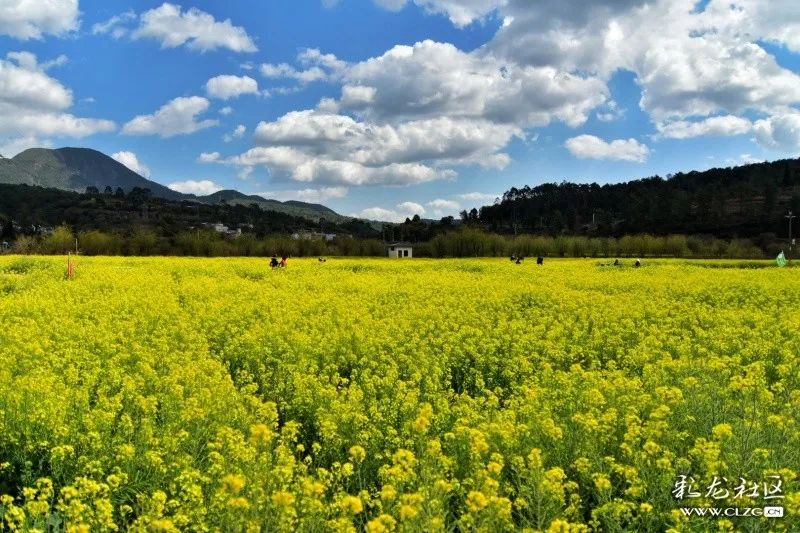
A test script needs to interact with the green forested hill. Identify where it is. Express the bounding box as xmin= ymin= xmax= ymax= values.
xmin=0 ymin=147 xmax=348 ymax=224
xmin=478 ymin=158 xmax=800 ymax=238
